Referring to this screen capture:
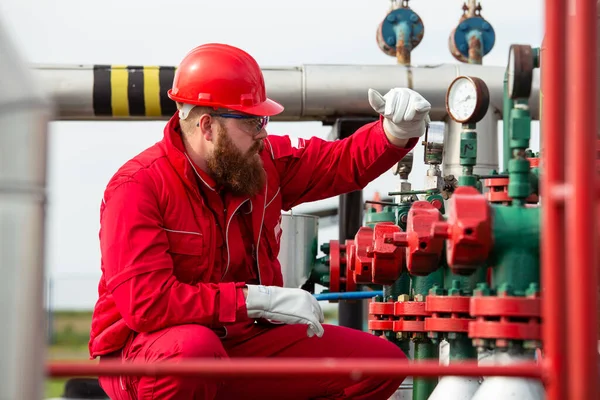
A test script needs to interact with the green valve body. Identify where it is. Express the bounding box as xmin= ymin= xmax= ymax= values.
xmin=489 ymin=205 xmax=540 ymax=293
